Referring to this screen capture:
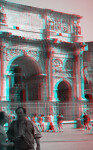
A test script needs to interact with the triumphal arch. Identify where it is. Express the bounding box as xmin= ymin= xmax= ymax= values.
xmin=0 ymin=0 xmax=88 ymax=120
